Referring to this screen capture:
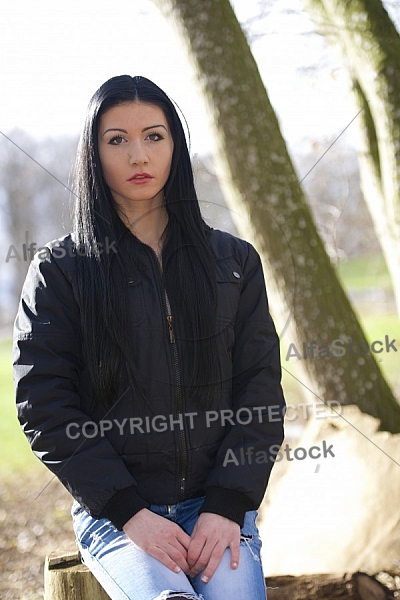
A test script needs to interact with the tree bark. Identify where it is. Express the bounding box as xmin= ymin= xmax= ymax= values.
xmin=266 ymin=572 xmax=396 ymax=599
xmin=151 ymin=0 xmax=400 ymax=432
xmin=304 ymin=0 xmax=400 ymax=317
